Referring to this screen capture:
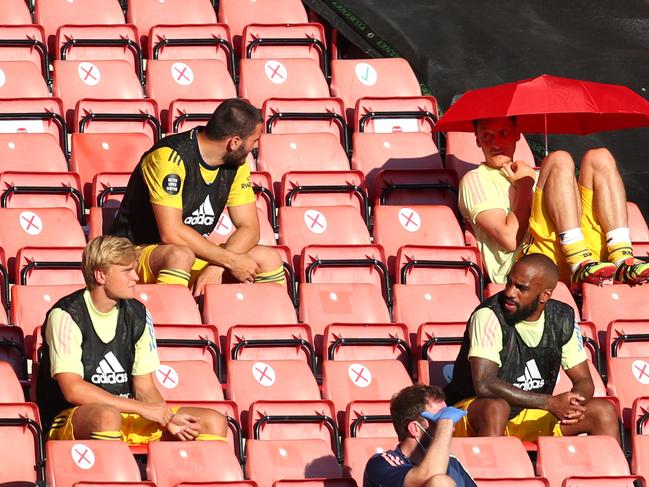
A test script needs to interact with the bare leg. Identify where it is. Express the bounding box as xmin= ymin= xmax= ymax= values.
xmin=559 ymin=398 xmax=620 ymax=445
xmin=248 ymin=245 xmax=283 ymax=274
xmin=536 ymin=150 xmax=582 ymax=233
xmin=148 ymin=244 xmax=195 ymax=277
xmin=162 ymin=406 xmax=228 ymax=440
xmin=466 ymin=398 xmax=511 ymax=436
xmin=71 ymin=403 xmax=122 ymax=439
